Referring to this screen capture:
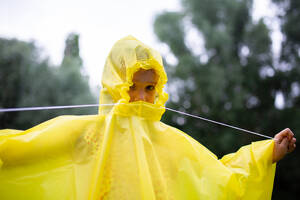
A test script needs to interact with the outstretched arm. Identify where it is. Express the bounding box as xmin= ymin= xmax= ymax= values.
xmin=273 ymin=128 xmax=296 ymax=163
